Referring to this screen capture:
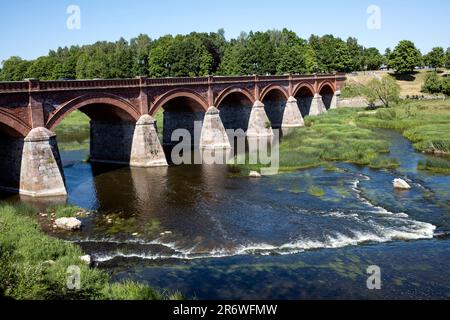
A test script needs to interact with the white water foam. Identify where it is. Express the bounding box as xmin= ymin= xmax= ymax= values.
xmin=83 ymin=174 xmax=436 ymax=263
